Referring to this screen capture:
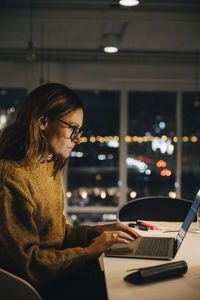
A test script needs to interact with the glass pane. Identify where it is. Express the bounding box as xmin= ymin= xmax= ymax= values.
xmin=182 ymin=92 xmax=200 ymax=200
xmin=0 ymin=88 xmax=27 ymax=130
xmin=128 ymin=91 xmax=176 ymax=200
xmin=66 ymin=90 xmax=120 ymax=224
